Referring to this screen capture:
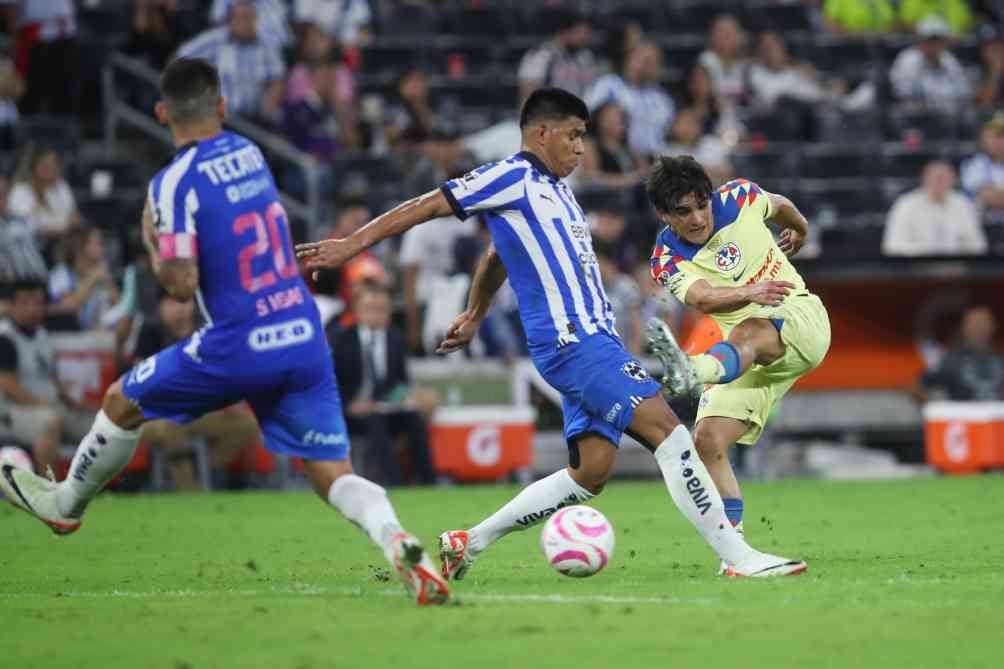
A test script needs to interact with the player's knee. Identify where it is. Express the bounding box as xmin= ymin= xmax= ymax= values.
xmin=693 ymin=423 xmax=729 ymax=462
